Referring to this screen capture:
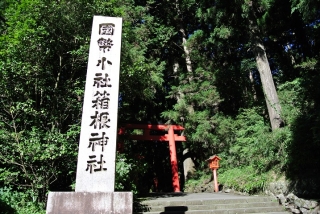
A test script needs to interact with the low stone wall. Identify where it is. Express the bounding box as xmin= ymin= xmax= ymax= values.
xmin=265 ymin=181 xmax=320 ymax=214
xmin=276 ymin=193 xmax=319 ymax=214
